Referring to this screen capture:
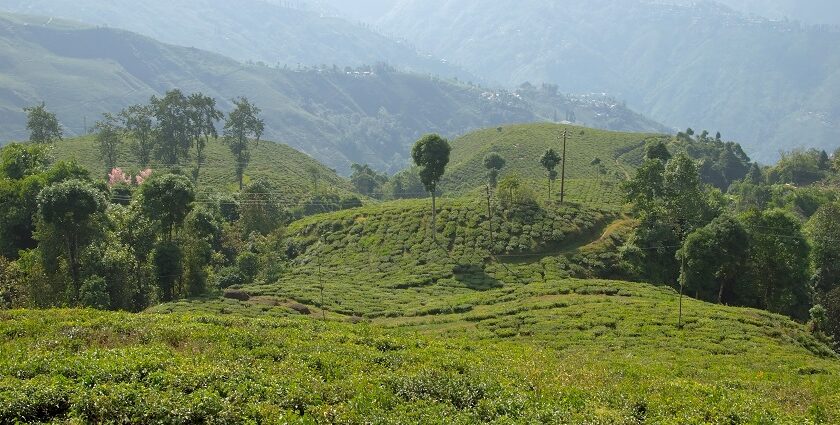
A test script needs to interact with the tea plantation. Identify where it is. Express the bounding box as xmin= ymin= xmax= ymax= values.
xmin=2 ymin=296 xmax=838 ymax=423
xmin=49 ymin=135 xmax=355 ymax=200
xmin=441 ymin=123 xmax=664 ymax=194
